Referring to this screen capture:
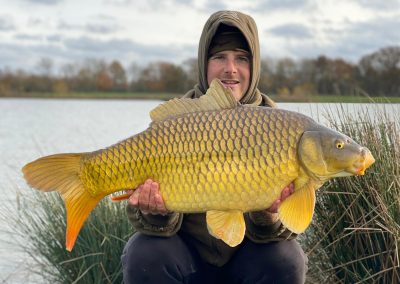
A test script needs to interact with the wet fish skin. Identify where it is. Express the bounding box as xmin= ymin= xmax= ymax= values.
xmin=22 ymin=79 xmax=374 ymax=251
xmin=80 ymin=106 xmax=310 ymax=212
